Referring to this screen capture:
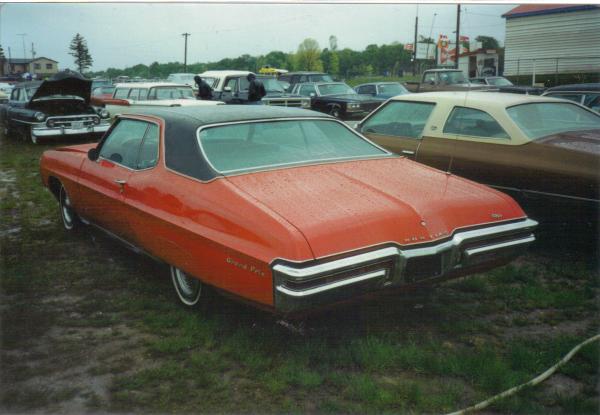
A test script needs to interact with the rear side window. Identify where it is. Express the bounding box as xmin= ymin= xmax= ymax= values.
xmin=114 ymin=89 xmax=129 ymax=99
xmin=137 ymin=124 xmax=160 ymax=169
xmin=444 ymin=107 xmax=510 ymax=139
xmin=99 ymin=119 xmax=150 ymax=169
xmin=361 ymin=101 xmax=435 ymax=139
xmin=357 ymin=85 xmax=376 ymax=94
